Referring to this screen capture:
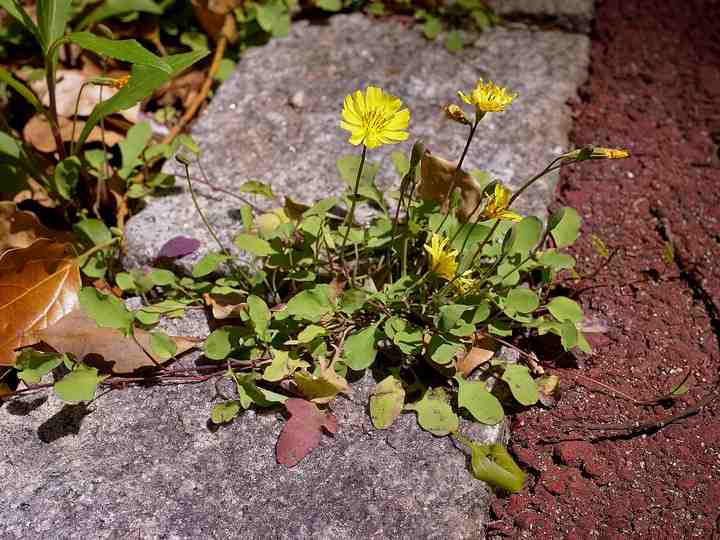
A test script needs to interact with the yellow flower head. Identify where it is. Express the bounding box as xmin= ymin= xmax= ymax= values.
xmin=592 ymin=147 xmax=630 ymax=159
xmin=424 ymin=233 xmax=458 ymax=280
xmin=481 ymin=184 xmax=522 ymax=222
xmin=112 ymin=75 xmax=131 ymax=89
xmin=458 ymin=79 xmax=517 ymax=114
xmin=444 ymin=104 xmax=470 ymax=125
xmin=340 ymin=86 xmax=410 ymax=149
